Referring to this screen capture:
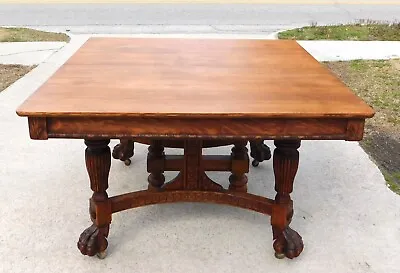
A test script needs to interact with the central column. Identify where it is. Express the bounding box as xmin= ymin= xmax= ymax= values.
xmin=183 ymin=139 xmax=203 ymax=190
xmin=159 ymin=139 xmax=224 ymax=191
